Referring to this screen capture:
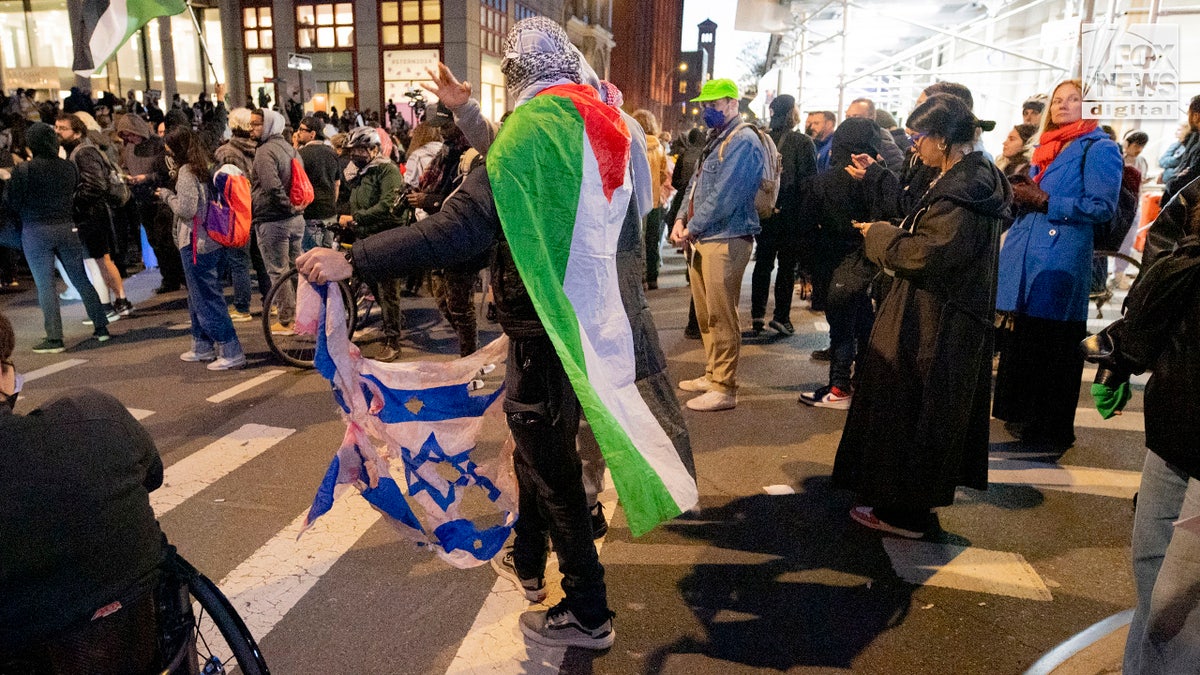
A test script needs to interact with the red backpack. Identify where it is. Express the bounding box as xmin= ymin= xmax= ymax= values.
xmin=289 ymin=156 xmax=314 ymax=210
